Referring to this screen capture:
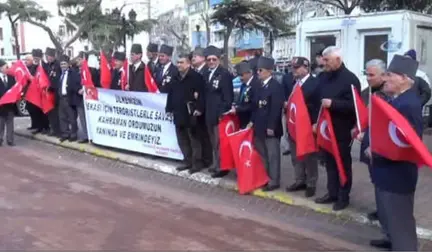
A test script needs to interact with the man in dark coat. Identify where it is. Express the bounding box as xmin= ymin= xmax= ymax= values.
xmin=57 ymin=55 xmax=81 ymax=142
xmin=364 ymin=55 xmax=421 ymax=251
xmin=155 ymin=44 xmax=178 ymax=93
xmin=286 ymin=57 xmax=320 ymax=197
xmin=43 ymin=47 xmax=61 ymax=137
xmin=111 ymin=51 xmax=127 ymax=90
xmin=23 ymin=53 xmax=38 ymax=131
xmin=127 ymin=44 xmax=147 ymax=92
xmin=251 ymin=57 xmax=284 ymax=192
xmin=166 ymin=54 xmax=205 ymax=174
xmin=203 ymin=45 xmax=233 ymax=178
xmin=0 ymin=60 xmax=16 ymax=146
xmin=228 ymin=61 xmax=260 ymax=128
xmin=146 ymin=43 xmax=159 ymax=76
xmin=314 ymin=46 xmax=361 ymax=211
xmin=192 ymin=47 xmax=213 ymax=169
